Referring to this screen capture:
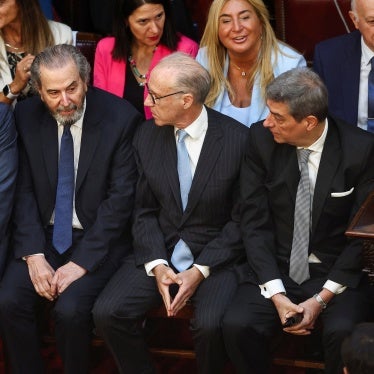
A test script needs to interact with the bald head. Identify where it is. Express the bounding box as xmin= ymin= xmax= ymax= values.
xmin=349 ymin=0 xmax=374 ymax=51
